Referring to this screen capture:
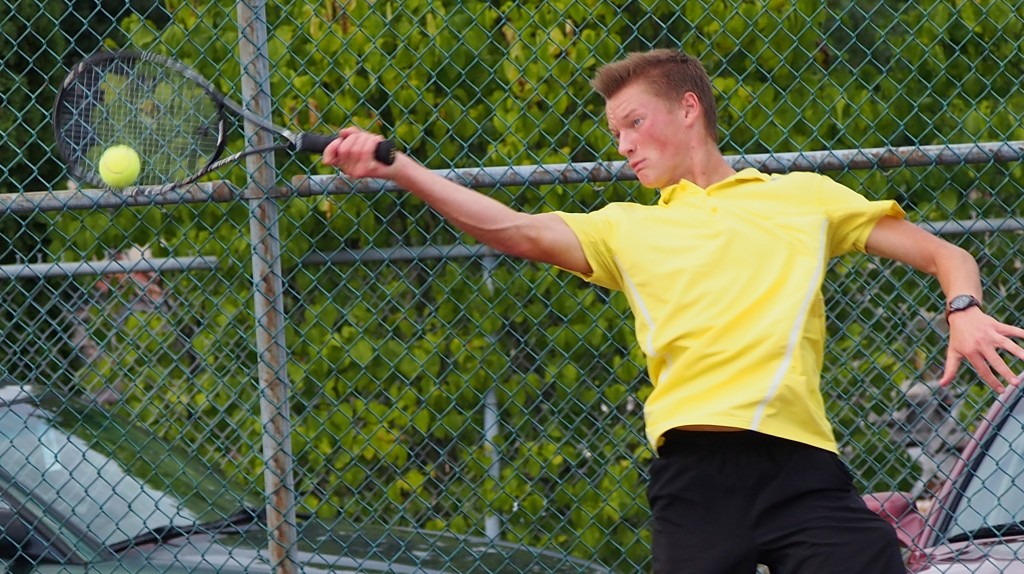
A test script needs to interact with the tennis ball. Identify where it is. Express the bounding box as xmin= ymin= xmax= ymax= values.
xmin=98 ymin=145 xmax=141 ymax=188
